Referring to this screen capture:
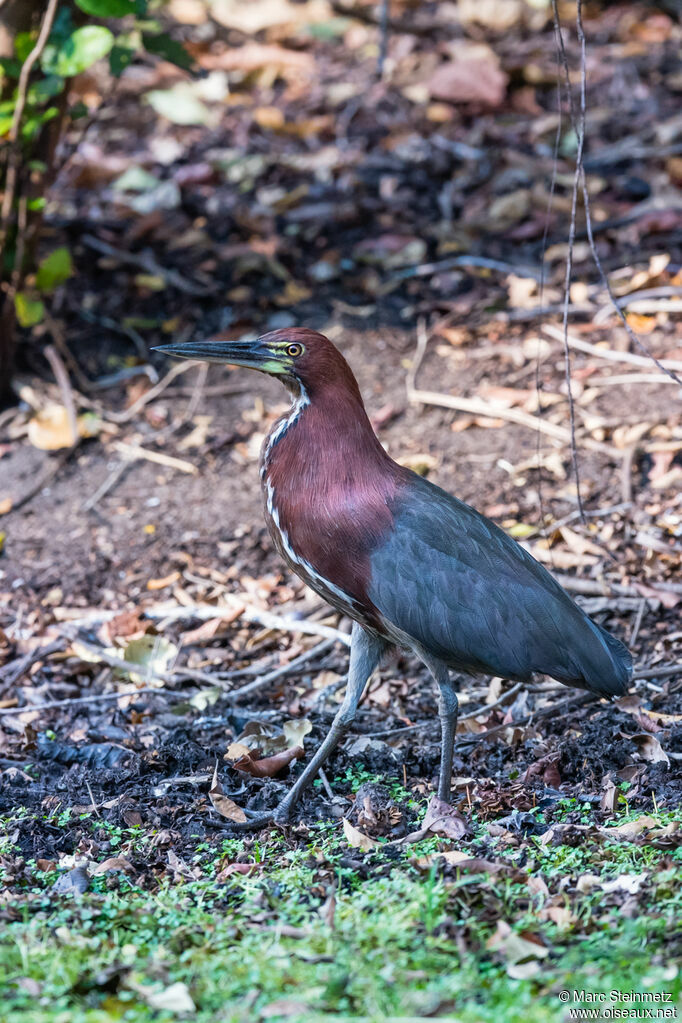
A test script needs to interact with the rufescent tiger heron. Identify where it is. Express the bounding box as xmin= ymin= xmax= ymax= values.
xmin=155 ymin=329 xmax=632 ymax=828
